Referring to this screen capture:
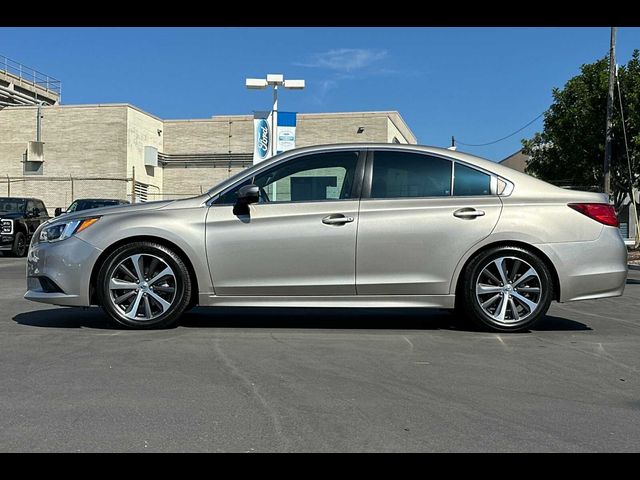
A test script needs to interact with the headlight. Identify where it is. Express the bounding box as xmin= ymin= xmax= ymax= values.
xmin=38 ymin=217 xmax=100 ymax=243
xmin=1 ymin=219 xmax=13 ymax=234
